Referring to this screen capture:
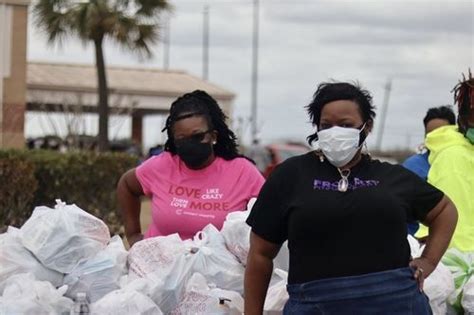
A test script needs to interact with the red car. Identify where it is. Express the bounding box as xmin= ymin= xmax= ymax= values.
xmin=262 ymin=143 xmax=310 ymax=178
